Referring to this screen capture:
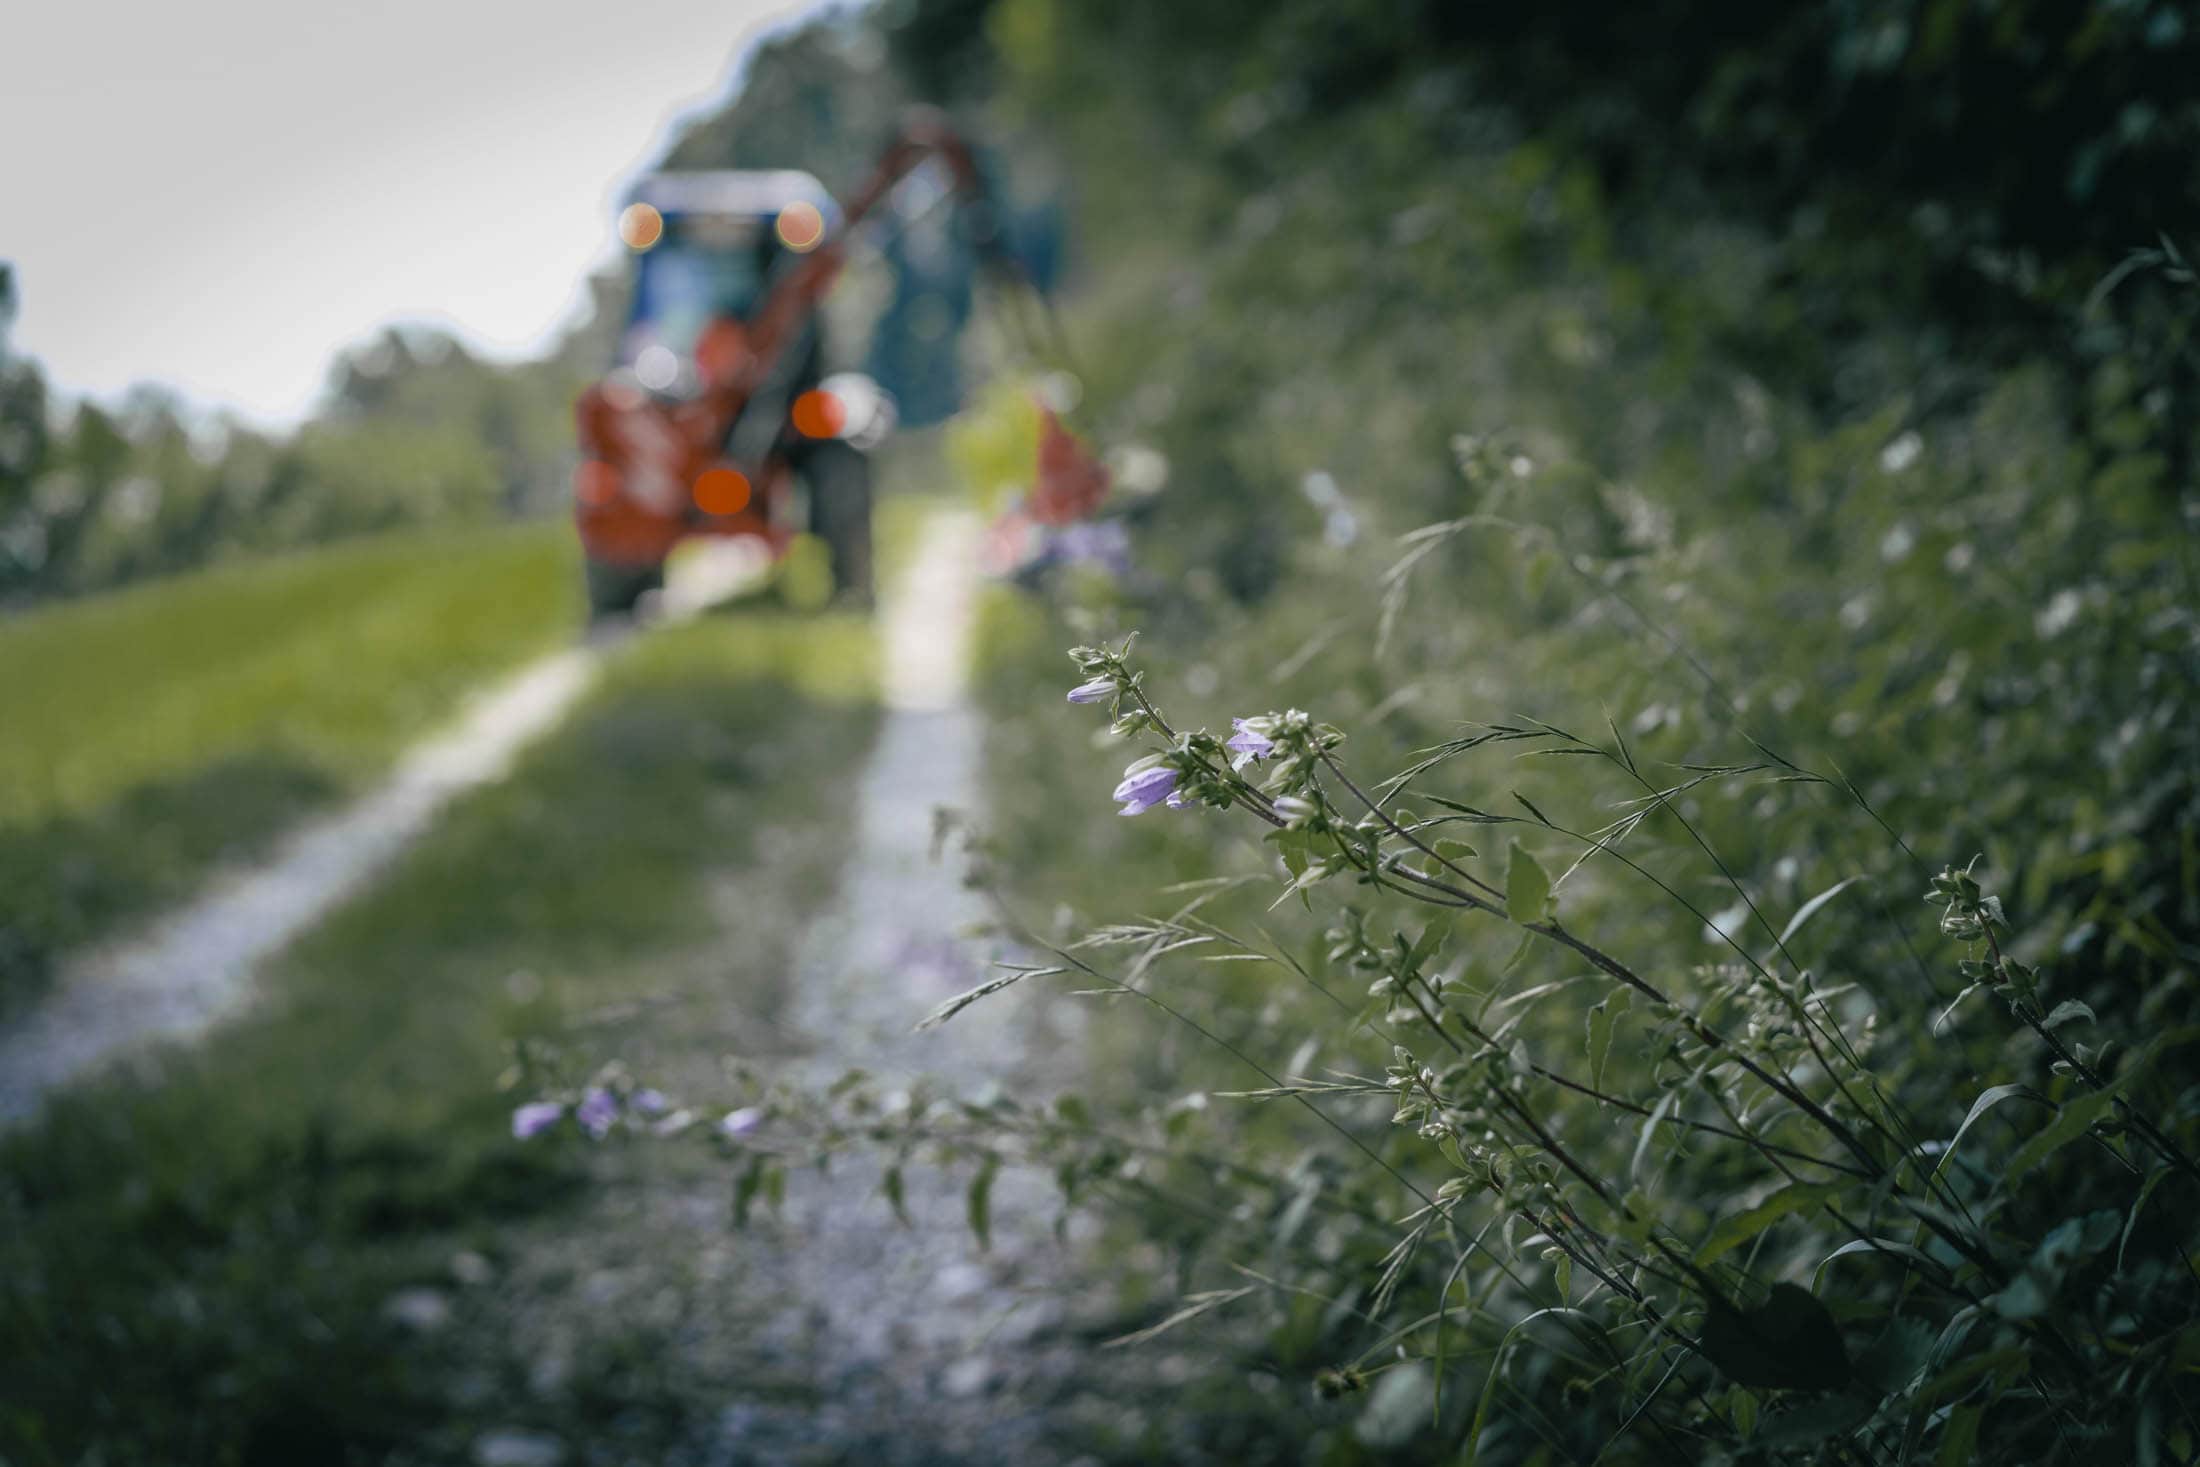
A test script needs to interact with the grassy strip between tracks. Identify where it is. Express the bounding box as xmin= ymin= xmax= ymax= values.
xmin=0 ymin=604 xmax=881 ymax=1465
